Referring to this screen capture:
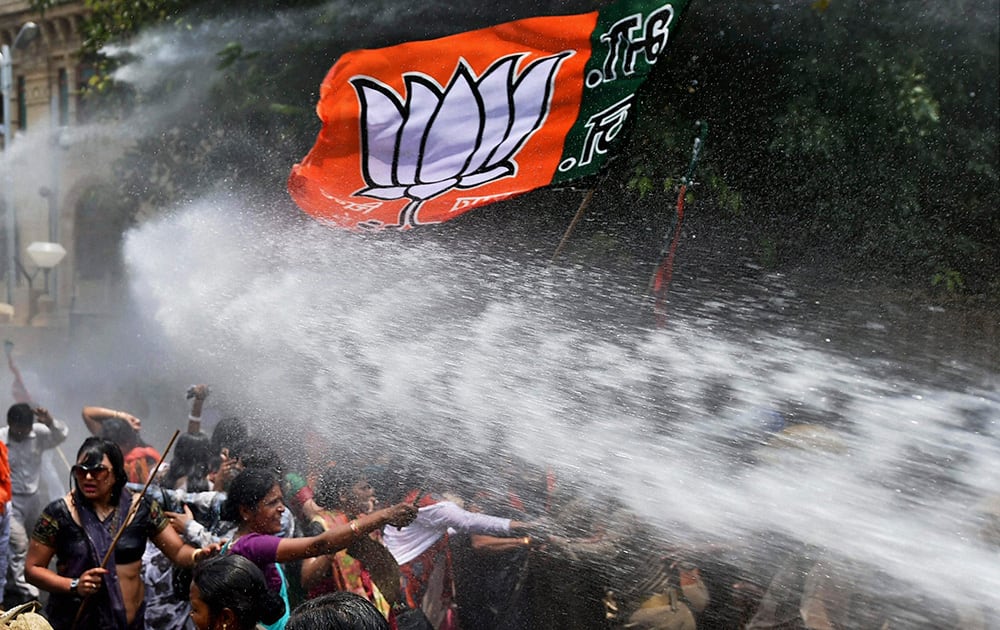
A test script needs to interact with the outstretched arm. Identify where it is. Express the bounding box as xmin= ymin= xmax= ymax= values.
xmin=276 ymin=502 xmax=417 ymax=563
xmin=471 ymin=533 xmax=536 ymax=554
xmin=423 ymin=500 xmax=519 ymax=536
